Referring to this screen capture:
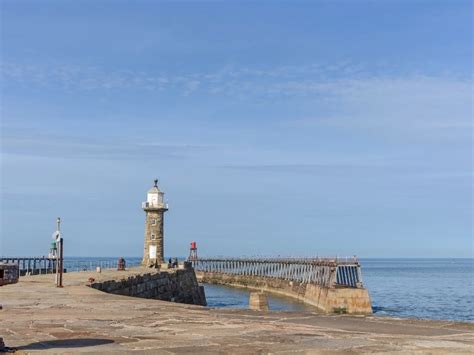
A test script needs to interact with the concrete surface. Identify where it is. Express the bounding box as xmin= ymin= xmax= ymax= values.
xmin=0 ymin=269 xmax=473 ymax=354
